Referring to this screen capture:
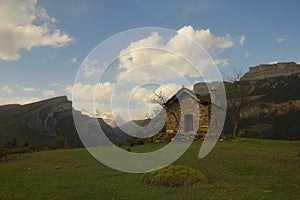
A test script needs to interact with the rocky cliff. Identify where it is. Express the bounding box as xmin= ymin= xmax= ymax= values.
xmin=240 ymin=62 xmax=300 ymax=81
xmin=224 ymin=62 xmax=300 ymax=140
